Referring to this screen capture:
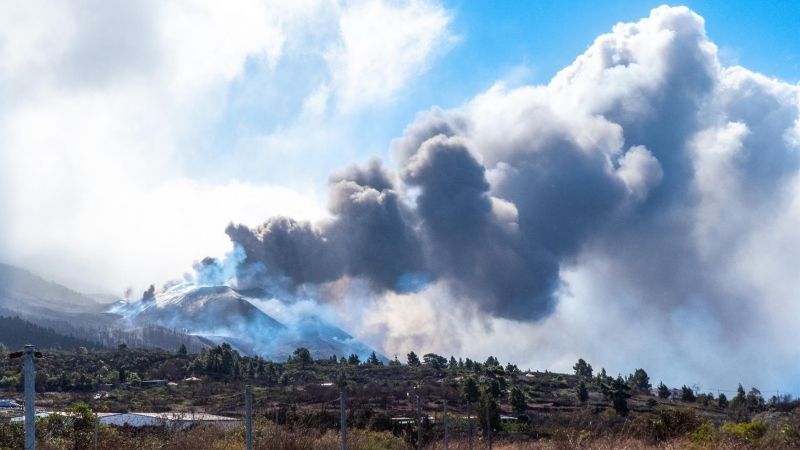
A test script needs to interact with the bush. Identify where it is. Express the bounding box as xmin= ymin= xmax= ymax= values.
xmin=689 ymin=422 xmax=714 ymax=445
xmin=721 ymin=421 xmax=767 ymax=441
xmin=635 ymin=408 xmax=703 ymax=442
